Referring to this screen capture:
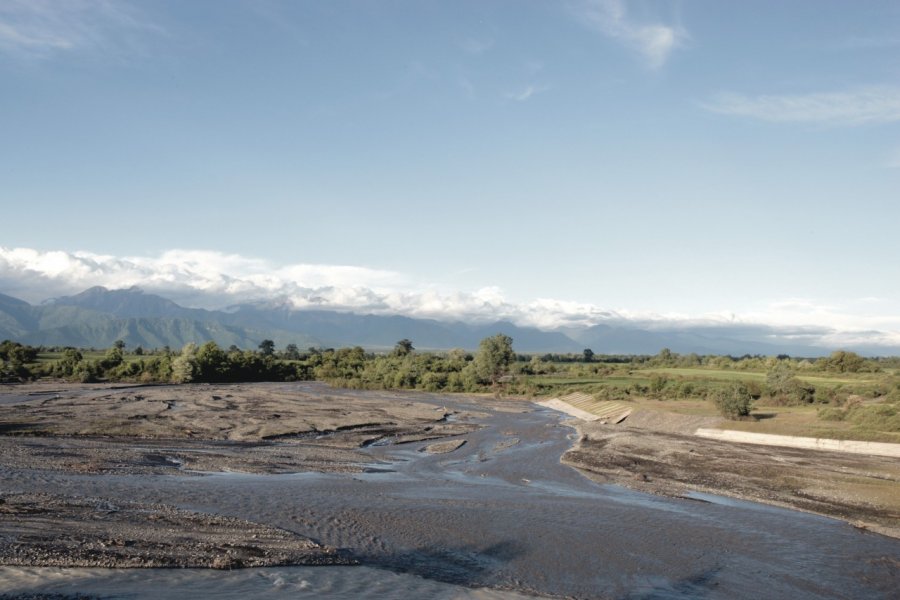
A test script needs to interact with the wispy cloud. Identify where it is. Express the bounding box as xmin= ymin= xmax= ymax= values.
xmin=458 ymin=37 xmax=493 ymax=56
xmin=571 ymin=0 xmax=686 ymax=69
xmin=0 ymin=0 xmax=160 ymax=59
xmin=506 ymin=84 xmax=550 ymax=102
xmin=2 ymin=247 xmax=900 ymax=350
xmin=703 ymin=86 xmax=900 ymax=126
